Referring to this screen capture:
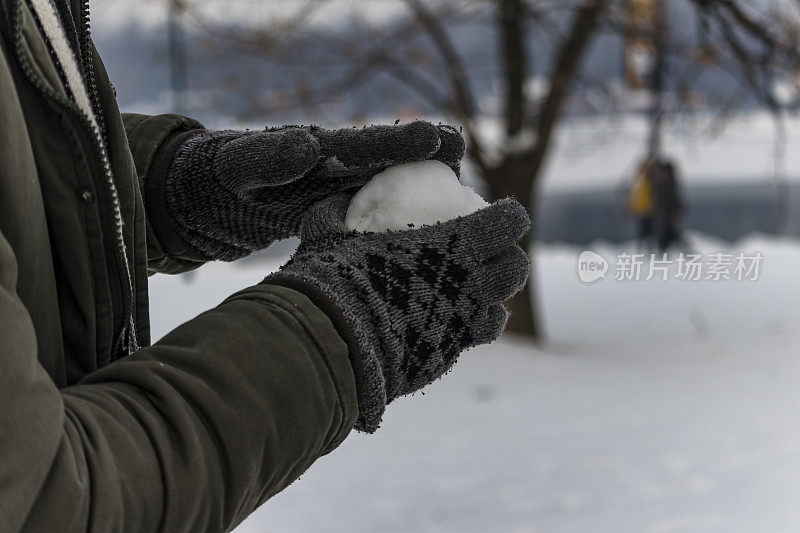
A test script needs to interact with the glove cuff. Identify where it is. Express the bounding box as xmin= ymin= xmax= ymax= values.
xmin=144 ymin=127 xmax=212 ymax=264
xmin=166 ymin=131 xmax=264 ymax=261
xmin=262 ymin=272 xmax=387 ymax=433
